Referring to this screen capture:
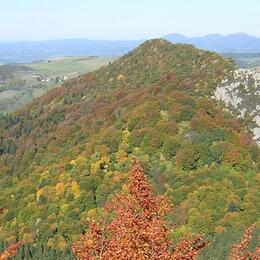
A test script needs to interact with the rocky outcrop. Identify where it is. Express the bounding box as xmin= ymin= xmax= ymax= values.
xmin=214 ymin=69 xmax=260 ymax=144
